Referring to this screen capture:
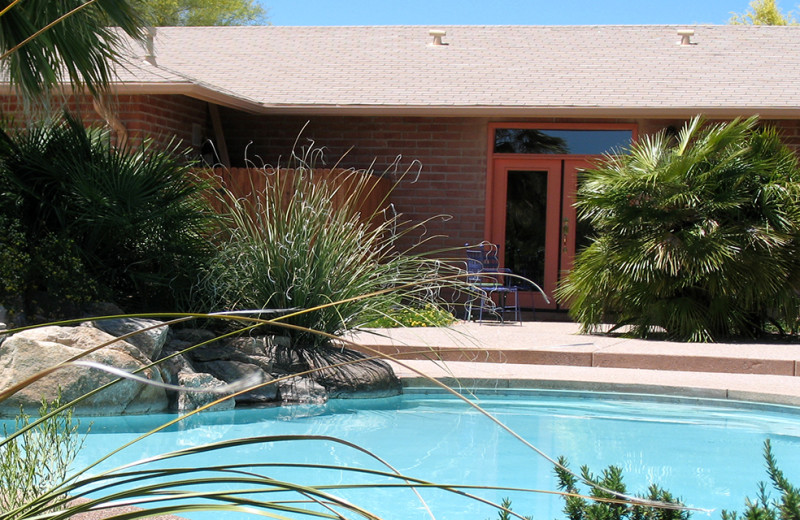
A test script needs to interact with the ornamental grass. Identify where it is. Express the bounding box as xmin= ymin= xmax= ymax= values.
xmin=194 ymin=150 xmax=463 ymax=347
